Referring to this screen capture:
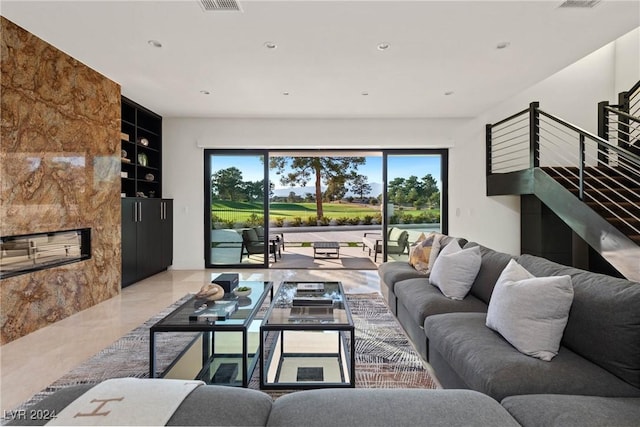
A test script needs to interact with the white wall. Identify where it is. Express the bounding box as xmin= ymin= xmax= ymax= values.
xmin=165 ymin=29 xmax=639 ymax=268
xmin=163 ymin=118 xmax=467 ymax=269
xmin=614 ymin=28 xmax=640 ymax=96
